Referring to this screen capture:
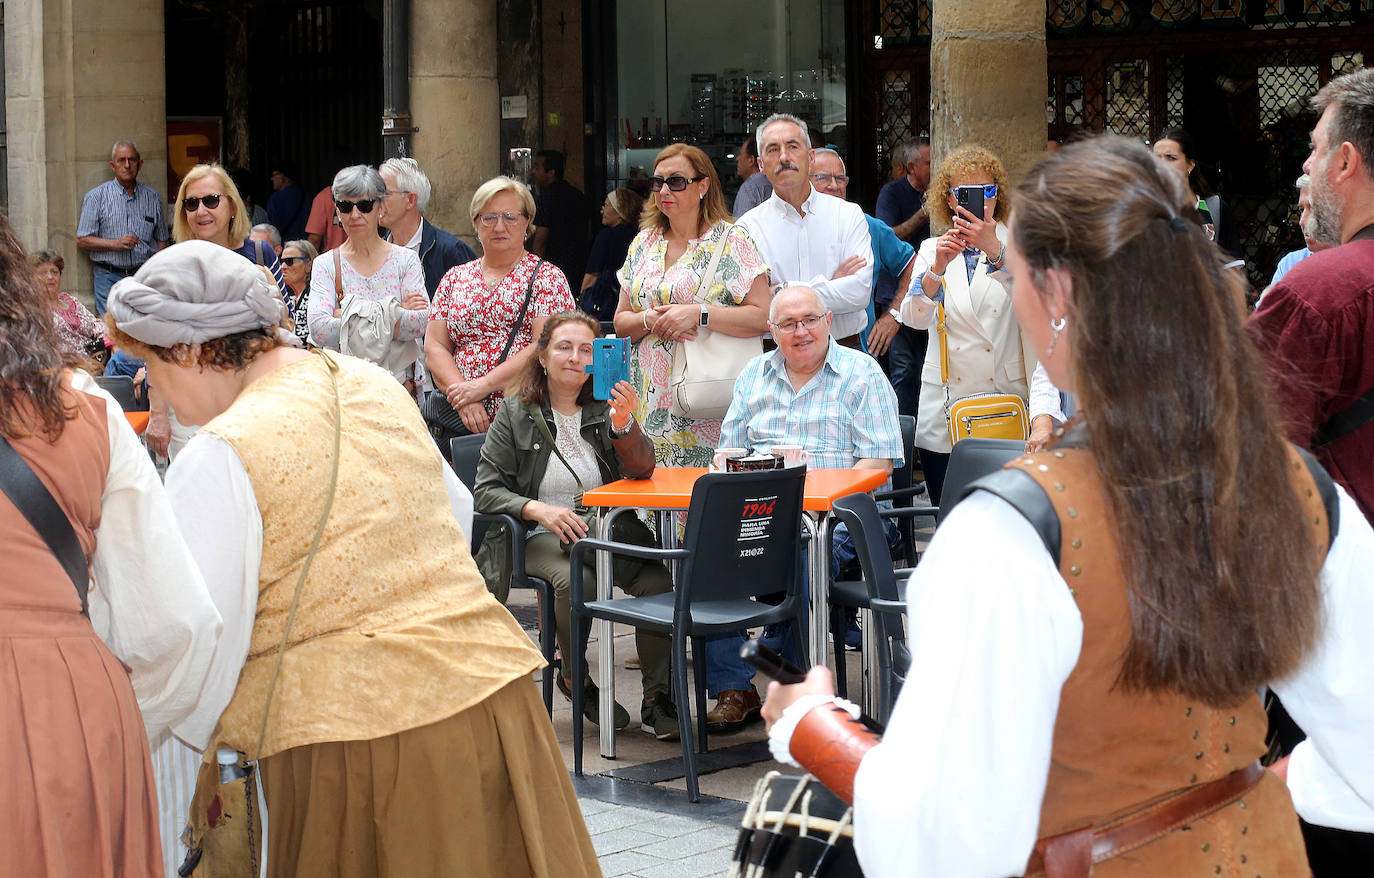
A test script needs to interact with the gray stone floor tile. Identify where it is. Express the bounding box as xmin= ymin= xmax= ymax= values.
xmin=597 ymin=850 xmax=667 ymax=877
xmin=591 ymin=827 xmax=664 ymax=856
xmin=625 ymin=847 xmax=734 ymax=878
xmin=633 ymin=827 xmax=738 ymax=860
